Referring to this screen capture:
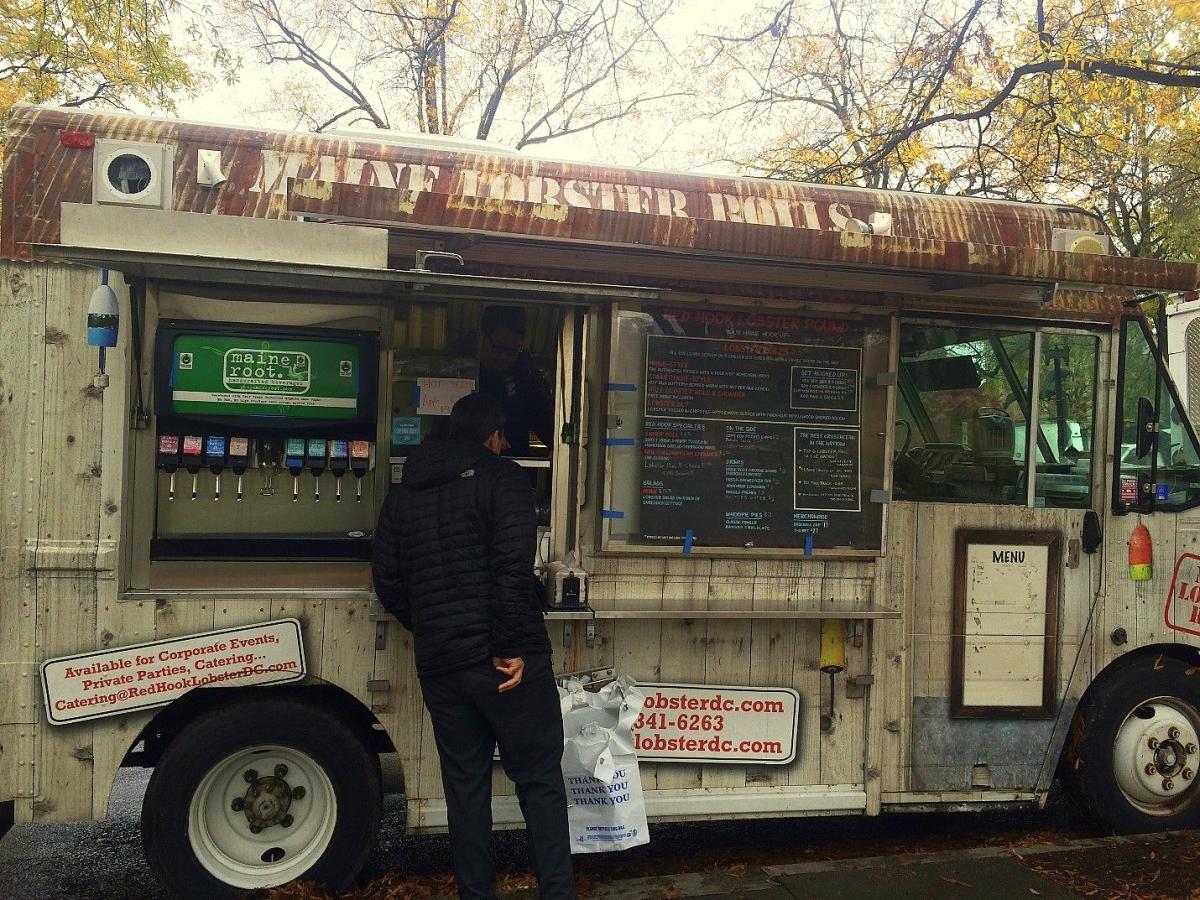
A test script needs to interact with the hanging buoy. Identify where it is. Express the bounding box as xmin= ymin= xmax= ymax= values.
xmin=818 ymin=620 xmax=846 ymax=734
xmin=819 ymin=620 xmax=847 ymax=674
xmin=1129 ymin=522 xmax=1153 ymax=581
